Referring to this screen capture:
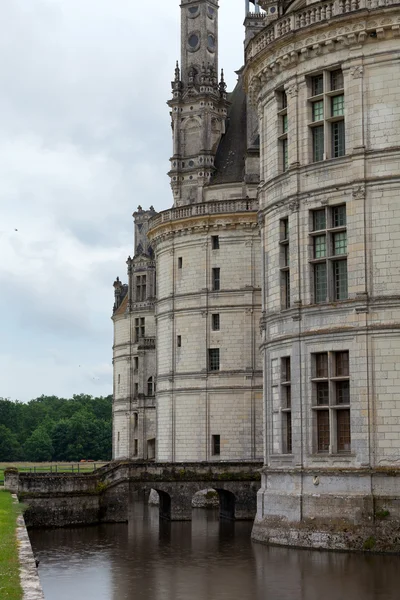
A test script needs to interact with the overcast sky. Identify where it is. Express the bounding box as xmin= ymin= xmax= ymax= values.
xmin=0 ymin=0 xmax=247 ymax=402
